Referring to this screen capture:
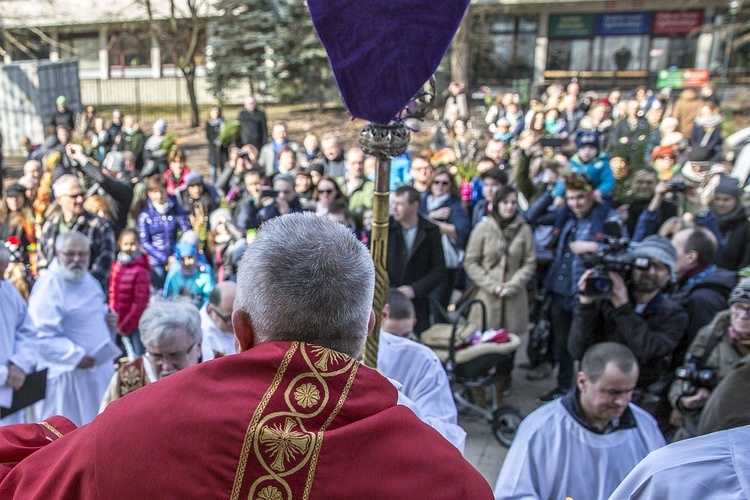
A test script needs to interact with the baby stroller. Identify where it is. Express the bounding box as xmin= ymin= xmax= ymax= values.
xmin=421 ymin=299 xmax=524 ymax=447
